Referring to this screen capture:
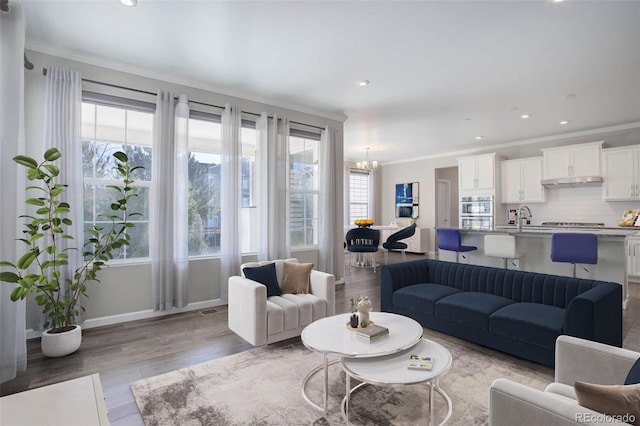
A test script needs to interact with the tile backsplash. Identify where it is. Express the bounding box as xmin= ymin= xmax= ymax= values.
xmin=506 ymin=187 xmax=640 ymax=227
